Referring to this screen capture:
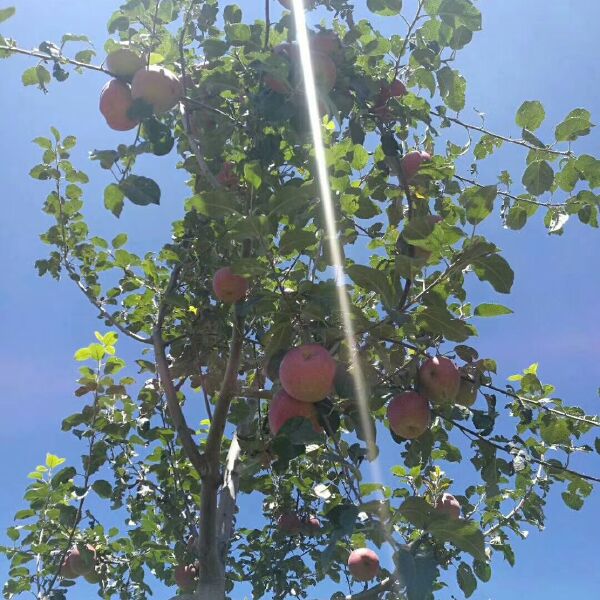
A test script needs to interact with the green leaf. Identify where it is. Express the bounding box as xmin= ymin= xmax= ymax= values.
xmin=279 ymin=228 xmax=317 ymax=255
xmin=472 ymin=254 xmax=514 ymax=294
xmin=474 ymin=303 xmax=513 ymax=317
xmin=505 ymin=205 xmax=527 ymax=230
xmin=92 ymin=480 xmax=113 ymax=499
xmin=112 ymin=233 xmax=127 ymax=248
xmin=119 ymin=175 xmax=161 ymax=206
xmin=457 ymin=562 xmax=477 ymax=597
xmin=522 ymin=161 xmax=554 ymax=196
xmin=367 ymin=0 xmax=403 ymax=16
xmin=399 ymin=497 xmax=486 ymax=561
xmin=22 ymin=65 xmax=51 ymax=89
xmin=417 ymin=305 xmax=474 ymax=342
xmin=0 ymin=7 xmax=16 ymax=23
xmin=473 ymin=560 xmax=491 ymax=582
xmin=555 ymin=108 xmax=594 ymax=142
xmin=187 ymin=191 xmax=240 ymax=218
xmin=74 ymin=347 xmax=92 ymax=361
xmin=438 ymin=0 xmax=482 ymax=31
xmin=45 ymin=453 xmax=65 ymax=469
xmin=516 ymin=100 xmax=545 ymax=131
xmin=437 ymin=66 xmax=466 ymax=112
xmin=224 ymin=23 xmax=251 ymax=45
xmin=104 ymin=183 xmax=124 ymax=217
xmin=243 ymin=161 xmax=262 ymax=189
xmin=459 ymin=185 xmax=497 ymax=225
xmin=540 ymin=416 xmax=571 ymax=445
xmin=346 ymin=264 xmax=396 ymax=309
